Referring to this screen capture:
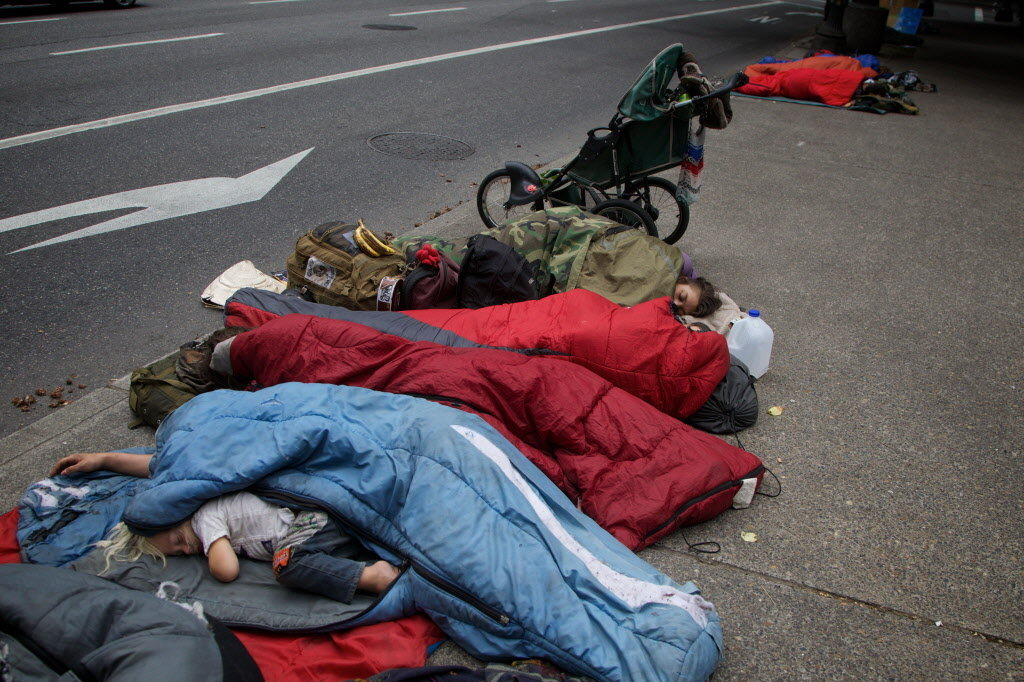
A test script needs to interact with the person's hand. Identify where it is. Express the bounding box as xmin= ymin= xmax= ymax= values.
xmin=49 ymin=452 xmax=108 ymax=477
